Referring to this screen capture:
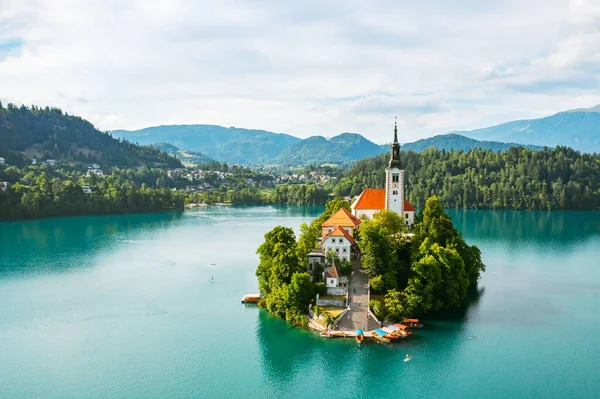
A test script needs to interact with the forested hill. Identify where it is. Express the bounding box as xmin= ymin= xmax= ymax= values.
xmin=0 ymin=104 xmax=182 ymax=168
xmin=274 ymin=133 xmax=386 ymax=164
xmin=150 ymin=142 xmax=214 ymax=165
xmin=332 ymin=146 xmax=600 ymax=210
xmin=402 ymin=134 xmax=544 ymax=152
